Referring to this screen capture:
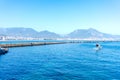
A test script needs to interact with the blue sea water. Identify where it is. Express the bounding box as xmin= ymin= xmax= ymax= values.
xmin=0 ymin=41 xmax=120 ymax=80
